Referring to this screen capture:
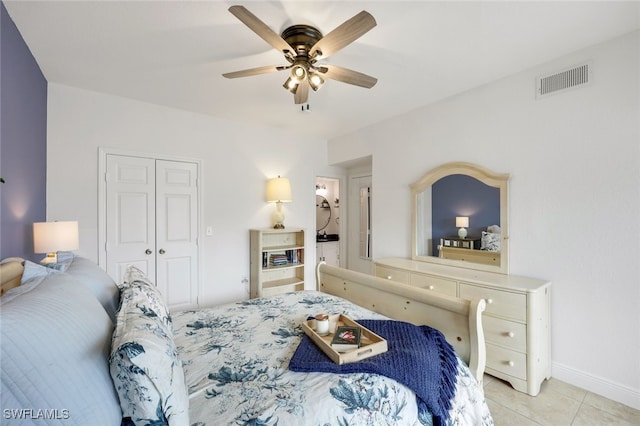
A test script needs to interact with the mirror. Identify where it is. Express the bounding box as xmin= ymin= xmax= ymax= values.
xmin=411 ymin=162 xmax=510 ymax=274
xmin=316 ymin=195 xmax=331 ymax=232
